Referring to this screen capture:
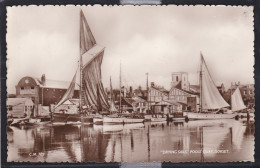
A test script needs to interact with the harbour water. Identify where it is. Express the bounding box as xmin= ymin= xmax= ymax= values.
xmin=7 ymin=118 xmax=254 ymax=162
